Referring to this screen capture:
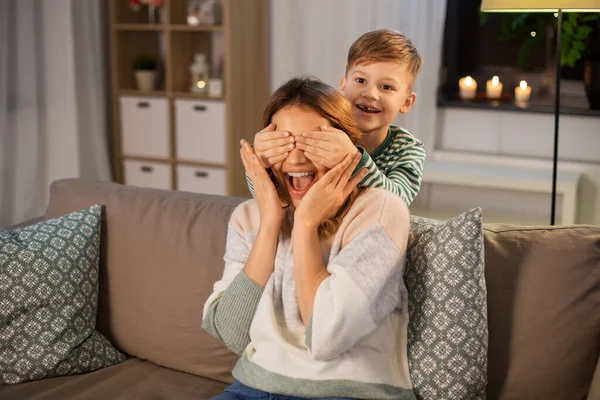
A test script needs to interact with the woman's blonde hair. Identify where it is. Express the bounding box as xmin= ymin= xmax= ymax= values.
xmin=262 ymin=76 xmax=366 ymax=238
